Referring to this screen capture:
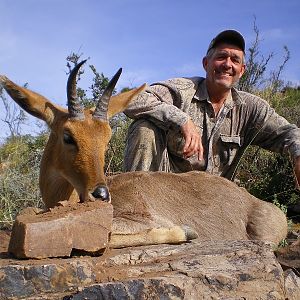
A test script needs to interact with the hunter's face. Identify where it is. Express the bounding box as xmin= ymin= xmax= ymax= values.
xmin=203 ymin=43 xmax=245 ymax=90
